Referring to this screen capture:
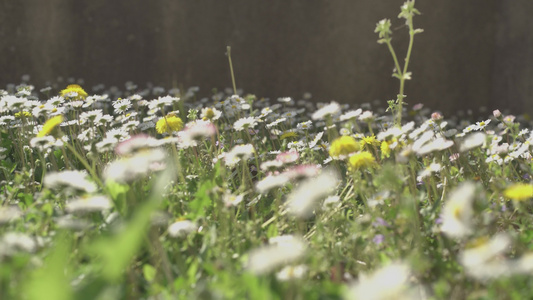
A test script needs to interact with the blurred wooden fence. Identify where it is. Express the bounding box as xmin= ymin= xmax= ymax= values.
xmin=0 ymin=1 xmax=531 ymax=115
